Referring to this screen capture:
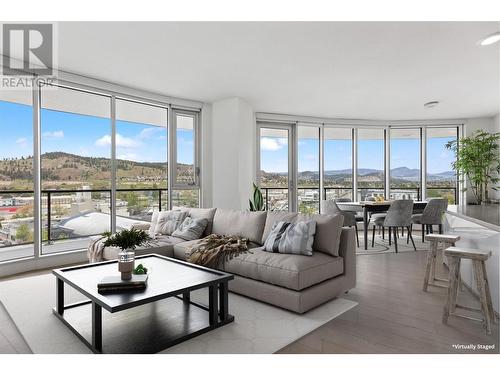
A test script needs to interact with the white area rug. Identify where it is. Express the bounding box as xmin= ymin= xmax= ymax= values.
xmin=0 ymin=274 xmax=357 ymax=354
